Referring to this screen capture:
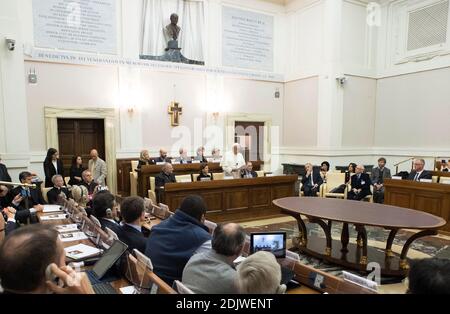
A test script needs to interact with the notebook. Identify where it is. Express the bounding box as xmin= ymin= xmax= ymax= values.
xmin=65 ymin=243 xmax=102 ymax=261
xmin=43 ymin=205 xmax=63 ymax=213
xmin=59 ymin=231 xmax=88 ymax=243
